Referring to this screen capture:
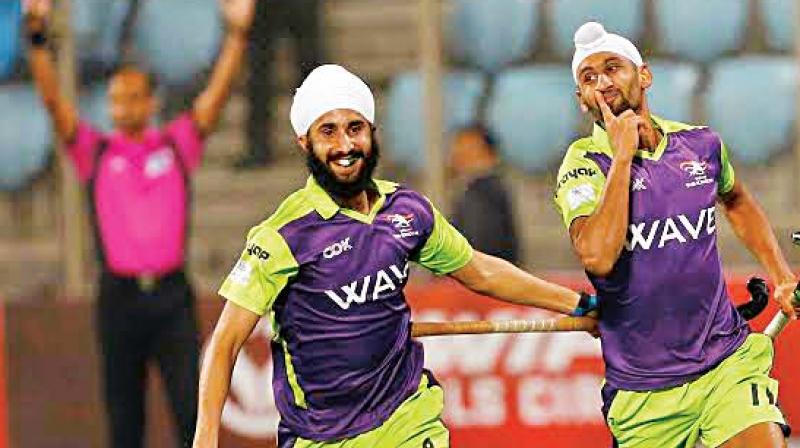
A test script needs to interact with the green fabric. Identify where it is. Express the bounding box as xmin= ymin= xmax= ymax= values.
xmin=718 ymin=140 xmax=736 ymax=196
xmin=218 ymin=223 xmax=299 ymax=317
xmin=281 ymin=338 xmax=307 ymax=408
xmin=292 ymin=375 xmax=449 ymax=448
xmin=302 ymin=175 xmax=399 ymax=223
xmin=607 ymin=333 xmax=785 ymax=448
xmin=413 ymin=200 xmax=474 ymax=275
xmin=553 ymin=140 xmax=607 ymax=228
